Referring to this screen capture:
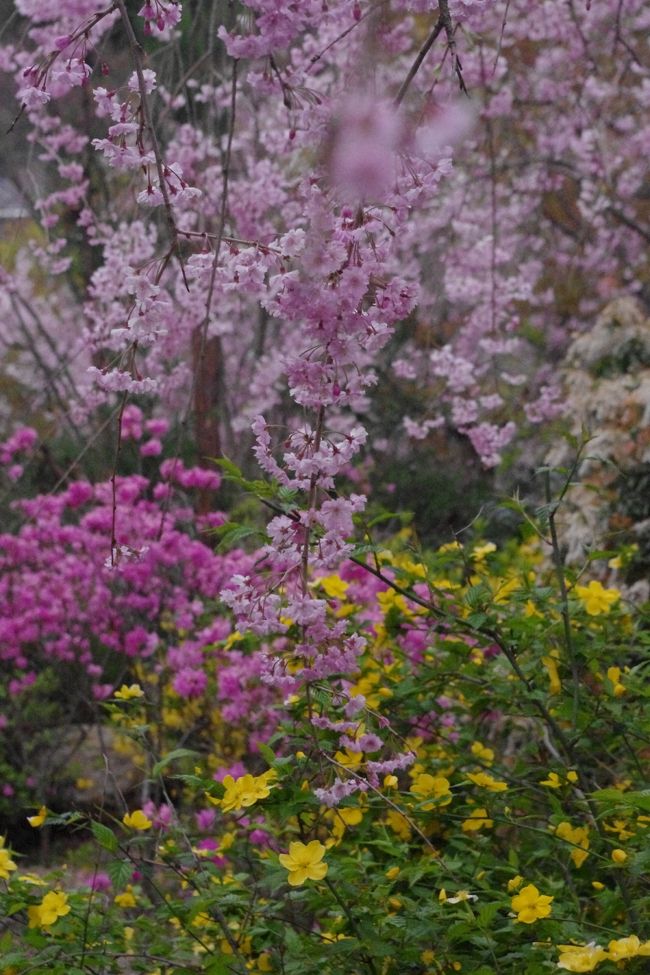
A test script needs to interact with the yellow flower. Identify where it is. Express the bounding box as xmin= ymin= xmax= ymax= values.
xmin=507 ymin=875 xmax=523 ymax=892
xmin=574 ymin=580 xmax=620 ymax=616
xmin=510 ymin=884 xmax=553 ymax=923
xmin=592 ymin=881 xmax=605 ymax=891
xmin=555 ymin=822 xmax=590 ymax=868
xmin=383 ymin=774 xmax=398 ymax=788
xmin=28 ymin=891 xmax=70 ymax=928
xmin=542 ymin=654 xmax=562 ymax=695
xmin=566 ymin=771 xmax=579 ymax=783
xmin=472 ymin=542 xmax=496 ymax=561
xmin=114 ymin=885 xmax=137 ymax=908
xmin=461 ymin=808 xmax=493 ymax=832
xmin=608 ymin=935 xmax=650 ymax=961
xmin=410 ymin=773 xmax=452 ymax=809
xmin=385 ymin=809 xmax=412 ymax=840
xmin=604 ymin=818 xmax=635 ymax=841
xmin=470 ymin=741 xmax=494 ymax=766
xmin=539 ymin=771 xmax=562 ymax=789
xmin=606 ymin=666 xmax=626 ymax=697
xmin=611 ymin=848 xmax=627 ymax=864
xmin=317 ymin=574 xmax=349 ymax=600
xmin=122 ymin=810 xmax=153 ymax=830
xmin=523 ymin=599 xmax=543 ymax=618
xmin=114 ymin=683 xmax=145 ymax=700
xmin=467 ymin=771 xmax=508 ymax=792
xmin=334 ymin=748 xmax=363 ymax=770
xmin=386 ymin=866 xmax=400 ymax=880
xmin=0 ymin=846 xmax=17 ymax=879
xmin=220 ymin=771 xmax=276 ymax=813
xmin=557 ymin=943 xmax=608 ymax=972
xmin=278 ymin=840 xmax=328 ymax=886
xmin=27 ymin=805 xmax=48 ymax=828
